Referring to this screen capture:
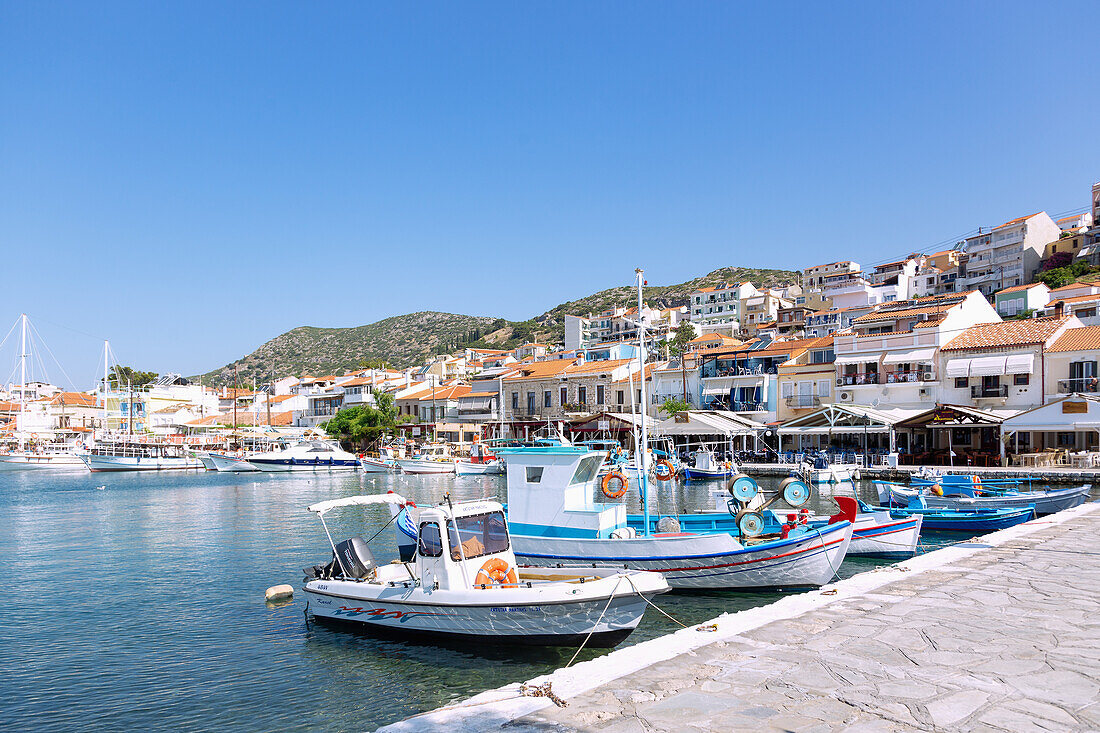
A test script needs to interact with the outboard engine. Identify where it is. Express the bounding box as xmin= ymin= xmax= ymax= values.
xmin=329 ymin=537 xmax=377 ymax=579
